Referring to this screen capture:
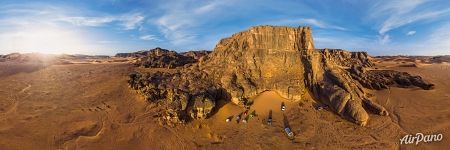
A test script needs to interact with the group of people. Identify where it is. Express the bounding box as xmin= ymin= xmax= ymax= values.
xmin=225 ymin=109 xmax=257 ymax=124
xmin=225 ymin=102 xmax=287 ymax=125
xmin=224 ymin=102 xmax=295 ymax=140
